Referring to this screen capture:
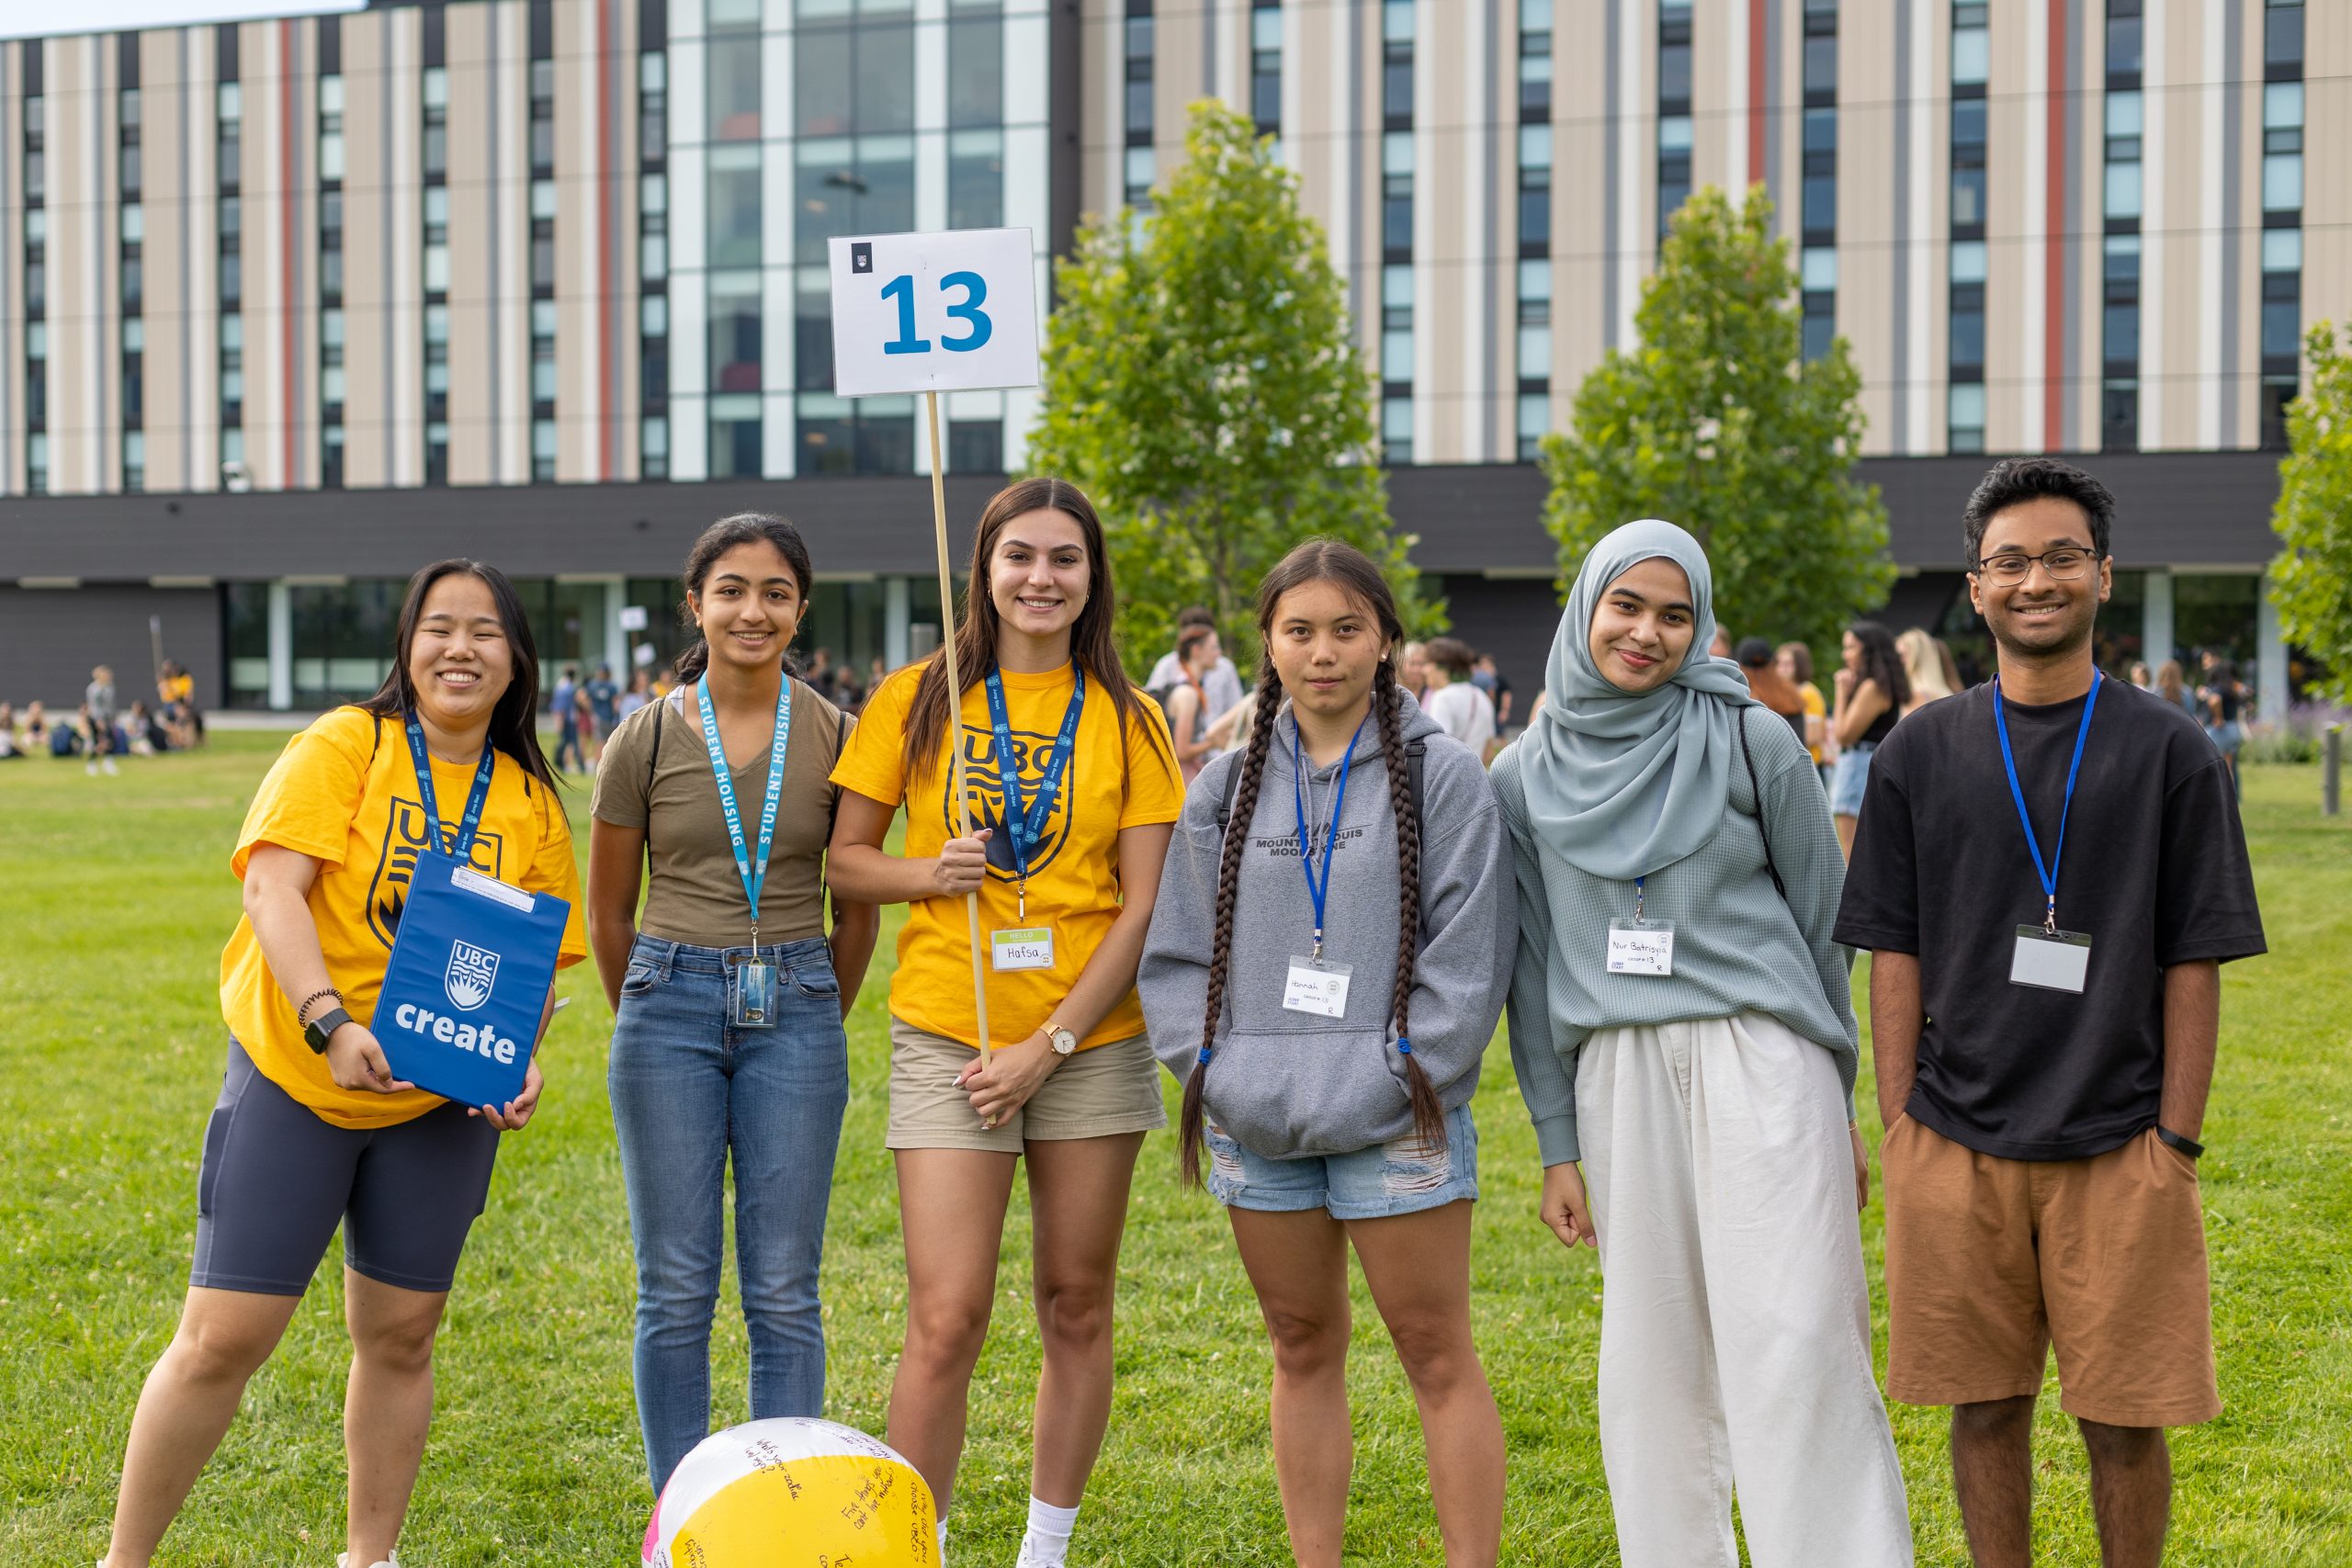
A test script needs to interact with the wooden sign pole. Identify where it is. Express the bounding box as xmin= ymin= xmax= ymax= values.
xmin=925 ymin=389 xmax=993 ymax=1054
